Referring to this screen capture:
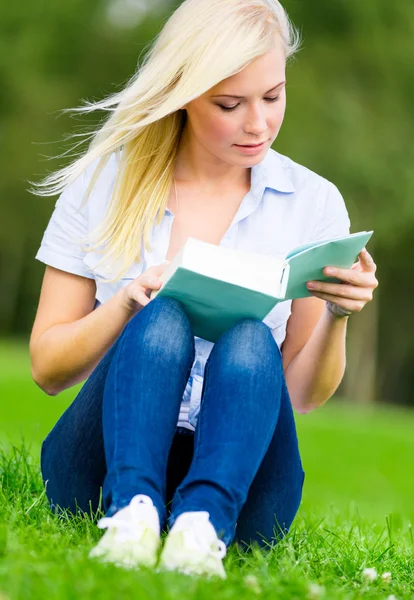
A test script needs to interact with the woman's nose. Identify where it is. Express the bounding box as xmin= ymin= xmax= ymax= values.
xmin=243 ymin=106 xmax=267 ymax=135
